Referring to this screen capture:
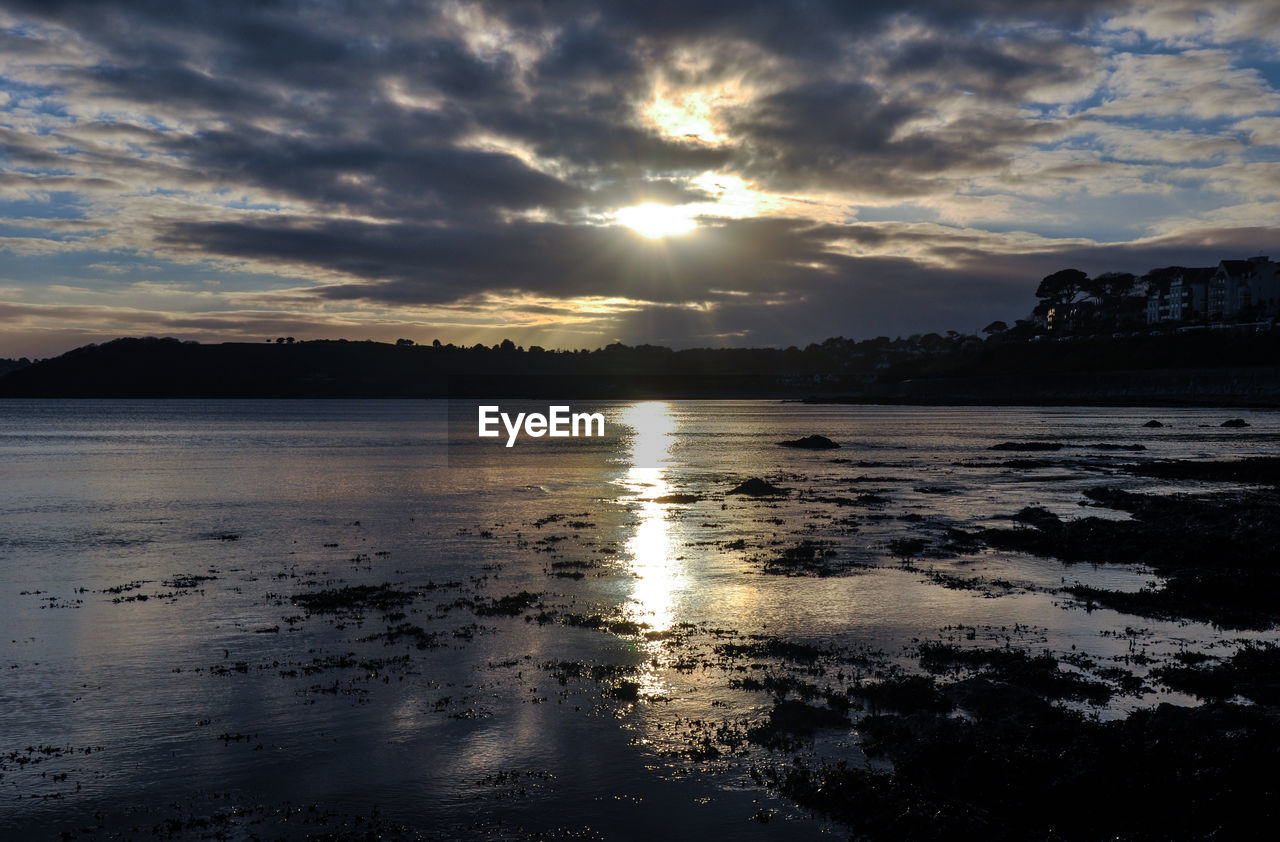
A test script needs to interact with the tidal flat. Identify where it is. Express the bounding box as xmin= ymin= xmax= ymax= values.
xmin=2 ymin=400 xmax=1278 ymax=840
